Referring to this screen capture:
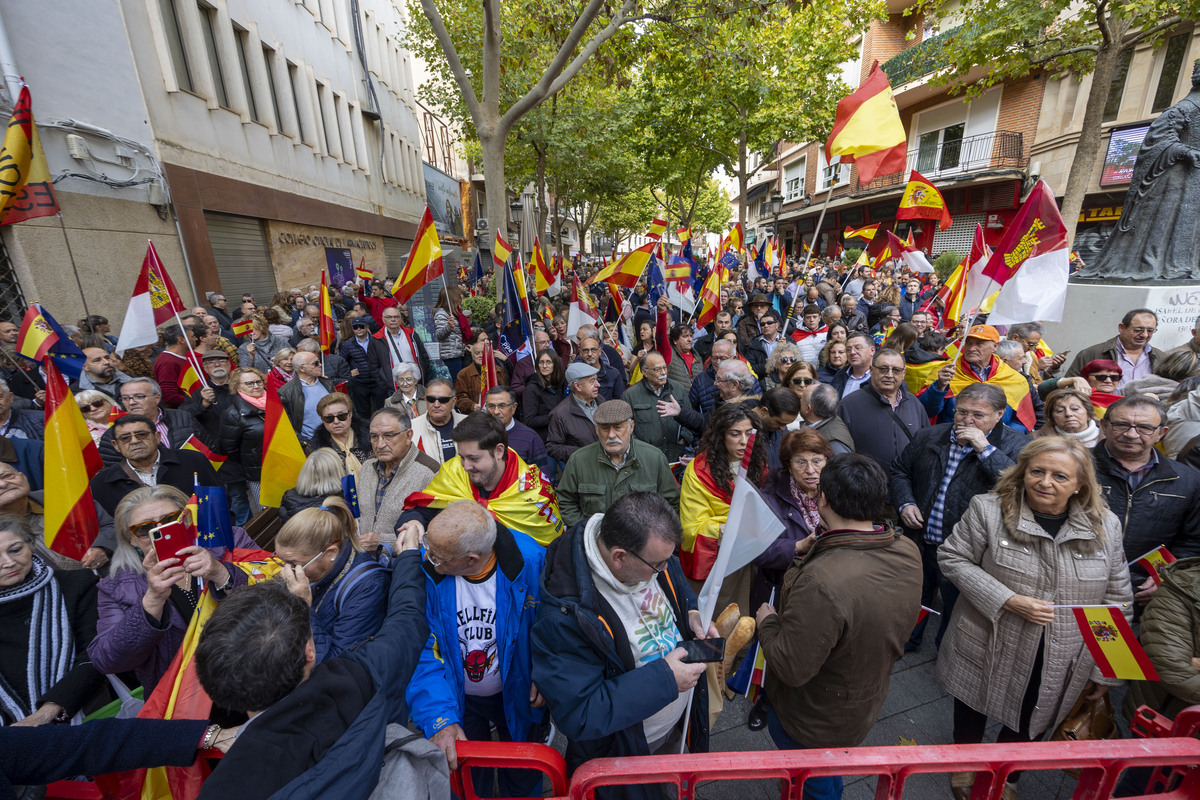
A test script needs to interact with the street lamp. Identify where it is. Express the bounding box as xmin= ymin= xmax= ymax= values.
xmin=509 ymin=198 xmax=524 ymax=249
